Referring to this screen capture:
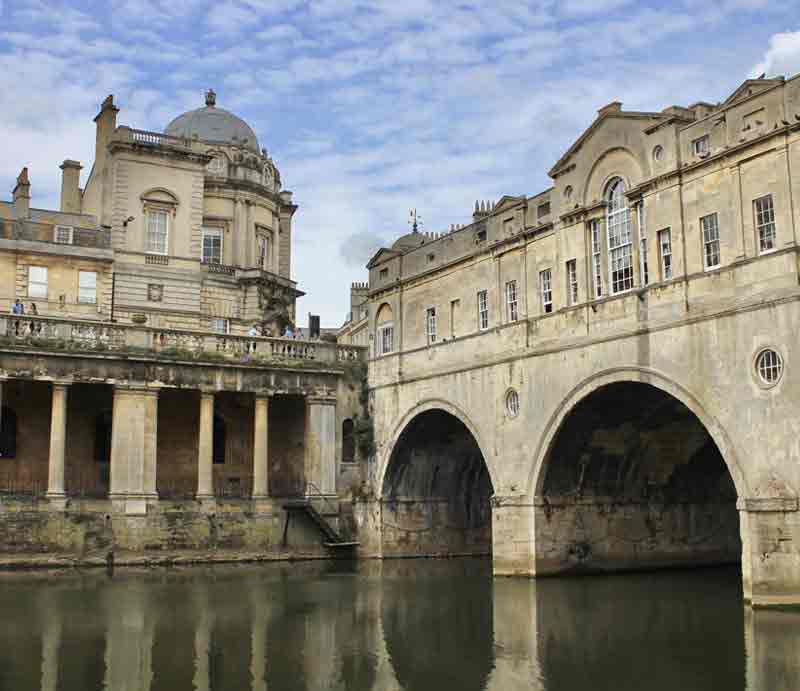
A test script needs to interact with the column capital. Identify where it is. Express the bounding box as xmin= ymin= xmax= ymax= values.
xmin=50 ymin=380 xmax=73 ymax=389
xmin=254 ymin=391 xmax=274 ymax=400
xmin=306 ymin=394 xmax=337 ymax=406
xmin=113 ymin=383 xmax=161 ymax=397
